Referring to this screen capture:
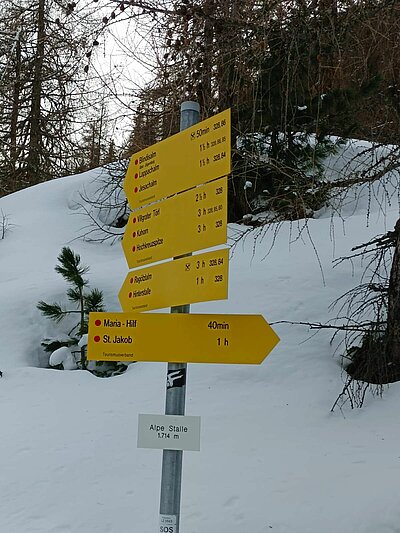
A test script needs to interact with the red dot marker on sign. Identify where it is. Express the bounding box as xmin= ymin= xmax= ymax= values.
xmin=130 ymin=277 xmax=134 ymax=284
xmin=132 ymin=217 xmax=136 ymax=224
xmin=132 ymin=246 xmax=136 ymax=252
xmin=95 ymin=320 xmax=101 ymax=326
xmin=135 ymin=159 xmax=138 ymax=165
xmin=129 ymin=292 xmax=132 ymax=298
xmin=132 ymin=231 xmax=136 ymax=238
xmin=134 ymin=187 xmax=138 ymax=193
xmin=135 ymin=173 xmax=138 ymax=179
xmin=94 ymin=336 xmax=100 ymax=343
